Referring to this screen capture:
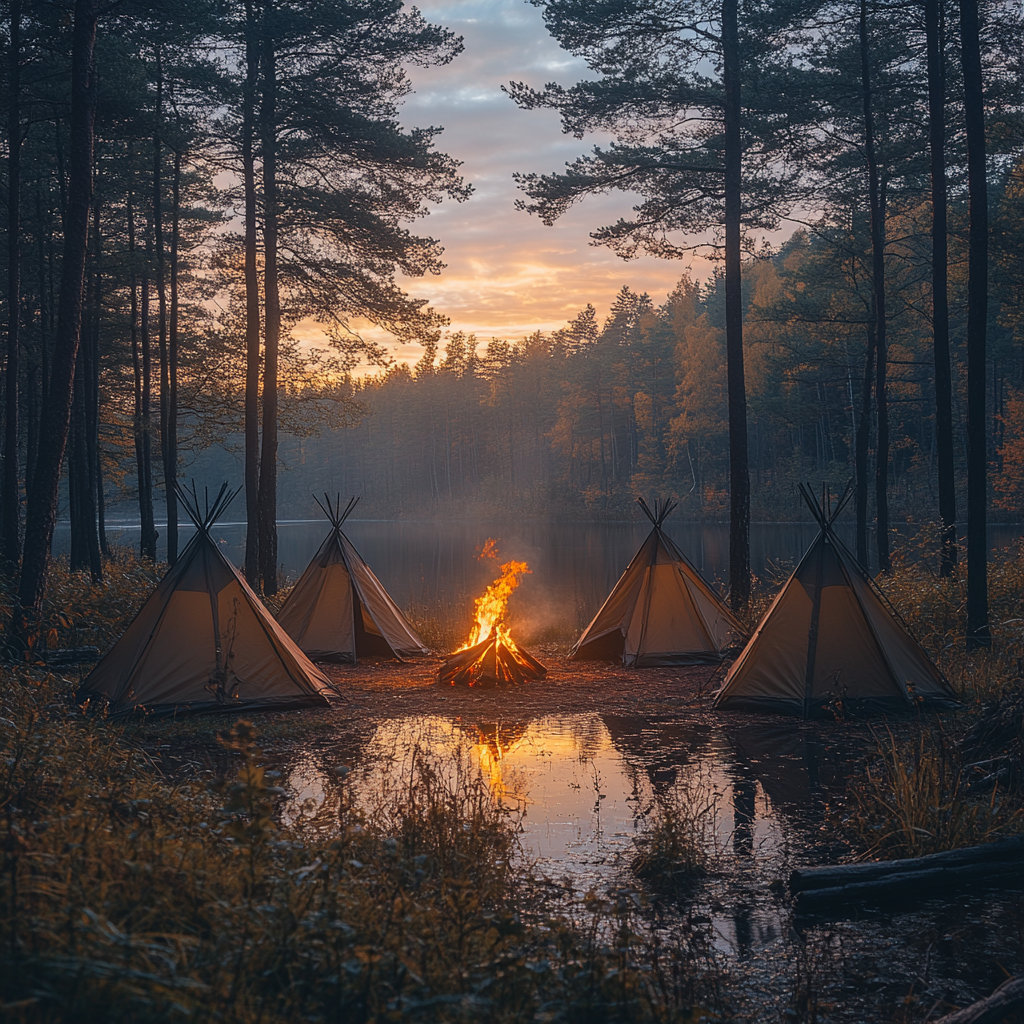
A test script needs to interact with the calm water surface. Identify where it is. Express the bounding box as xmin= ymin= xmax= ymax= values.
xmin=278 ymin=707 xmax=1023 ymax=1020
xmin=53 ymin=519 xmax=1024 ymax=632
